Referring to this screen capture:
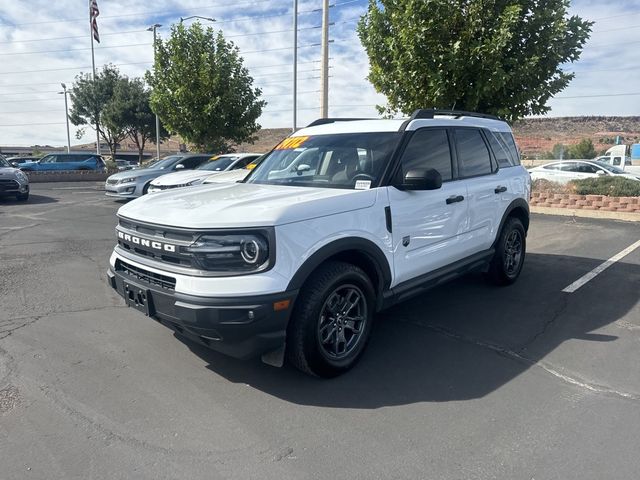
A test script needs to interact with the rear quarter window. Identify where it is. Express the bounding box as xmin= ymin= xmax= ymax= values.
xmin=487 ymin=131 xmax=521 ymax=167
